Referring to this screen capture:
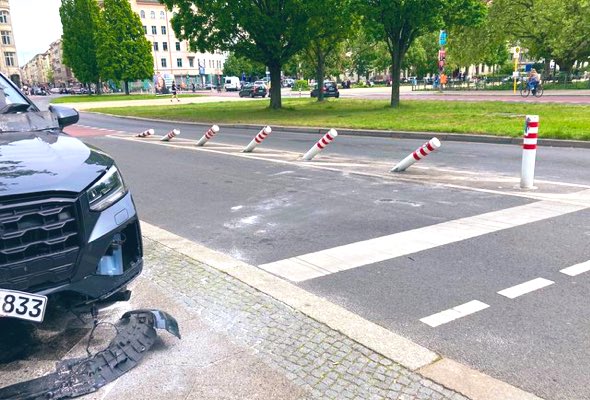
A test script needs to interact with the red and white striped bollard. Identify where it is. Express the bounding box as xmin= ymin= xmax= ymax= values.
xmin=160 ymin=129 xmax=180 ymax=141
xmin=243 ymin=126 xmax=272 ymax=152
xmin=302 ymin=129 xmax=338 ymax=161
xmin=521 ymin=115 xmax=539 ymax=189
xmin=196 ymin=125 xmax=220 ymax=146
xmin=391 ymin=137 xmax=441 ymax=172
xmin=136 ymin=128 xmax=154 ymax=137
